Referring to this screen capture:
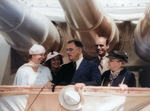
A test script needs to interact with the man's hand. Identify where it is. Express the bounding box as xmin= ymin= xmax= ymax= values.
xmin=74 ymin=83 xmax=85 ymax=91
xmin=44 ymin=82 xmax=54 ymax=89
